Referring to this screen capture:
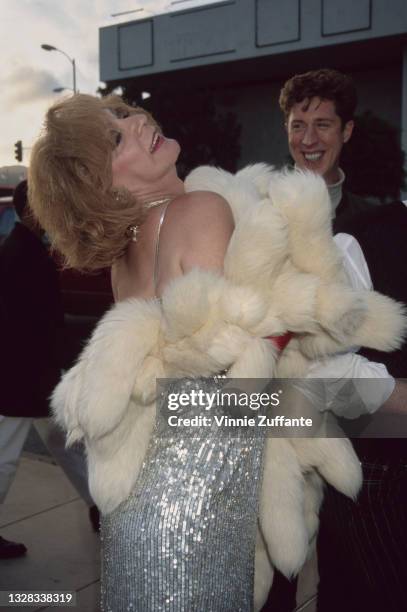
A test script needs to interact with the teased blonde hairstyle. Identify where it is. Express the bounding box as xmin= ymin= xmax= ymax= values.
xmin=29 ymin=94 xmax=156 ymax=271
